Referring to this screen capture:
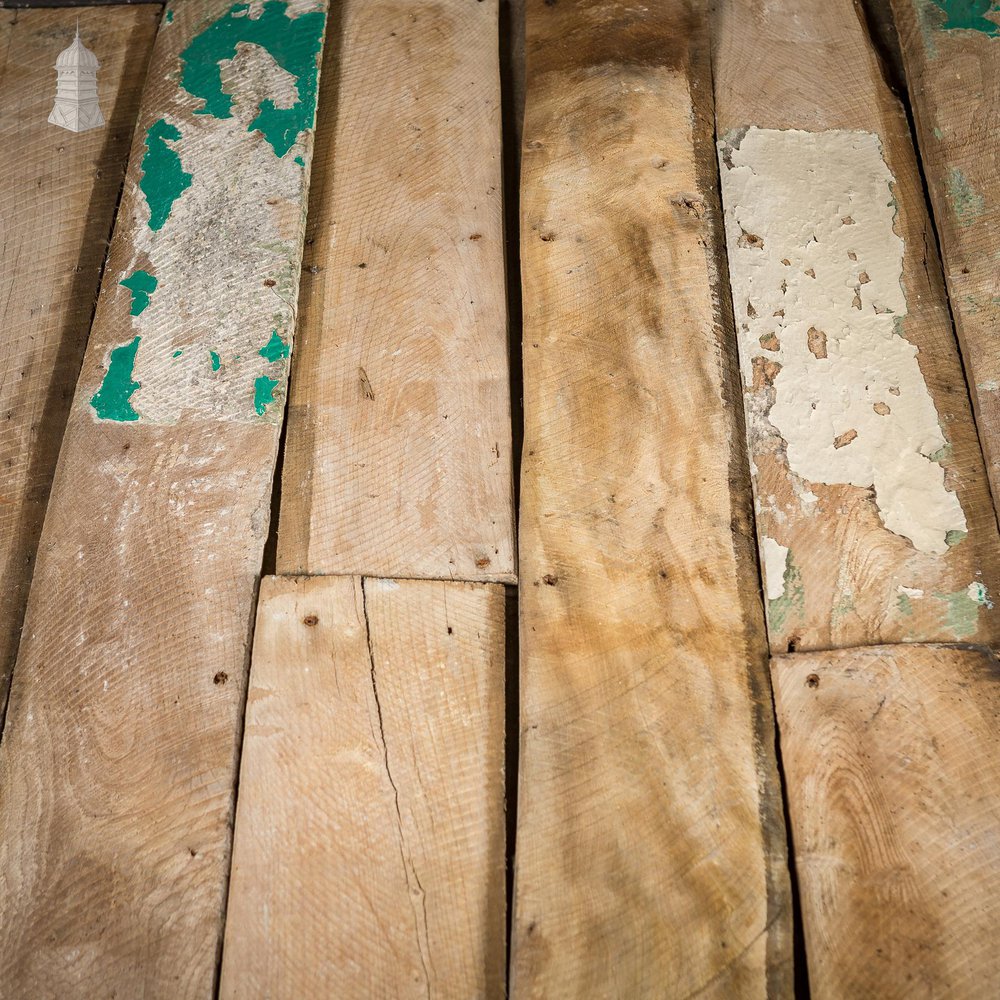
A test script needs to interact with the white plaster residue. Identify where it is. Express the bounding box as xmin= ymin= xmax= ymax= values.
xmin=898 ymin=586 xmax=924 ymax=598
xmin=719 ymin=127 xmax=967 ymax=555
xmin=761 ymin=536 xmax=789 ymax=602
